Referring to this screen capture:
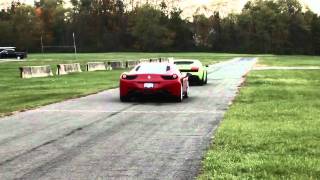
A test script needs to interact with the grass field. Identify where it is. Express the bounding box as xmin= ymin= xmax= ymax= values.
xmin=0 ymin=53 xmax=319 ymax=117
xmin=25 ymin=52 xmax=244 ymax=65
xmin=259 ymin=55 xmax=320 ymax=66
xmin=0 ymin=64 xmax=123 ymax=115
xmin=199 ymin=70 xmax=320 ymax=179
xmin=25 ymin=53 xmax=320 ymax=66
